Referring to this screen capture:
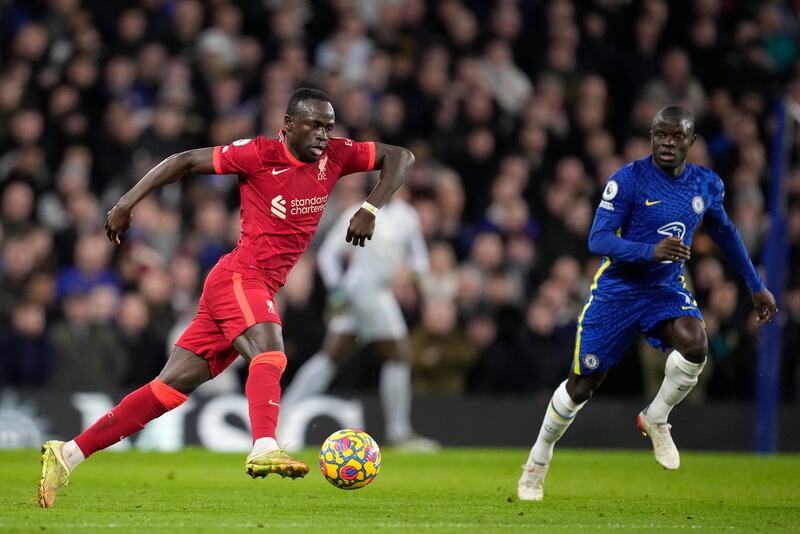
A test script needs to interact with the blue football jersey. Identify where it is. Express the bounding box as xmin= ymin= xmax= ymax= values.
xmin=589 ymin=155 xmax=763 ymax=294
